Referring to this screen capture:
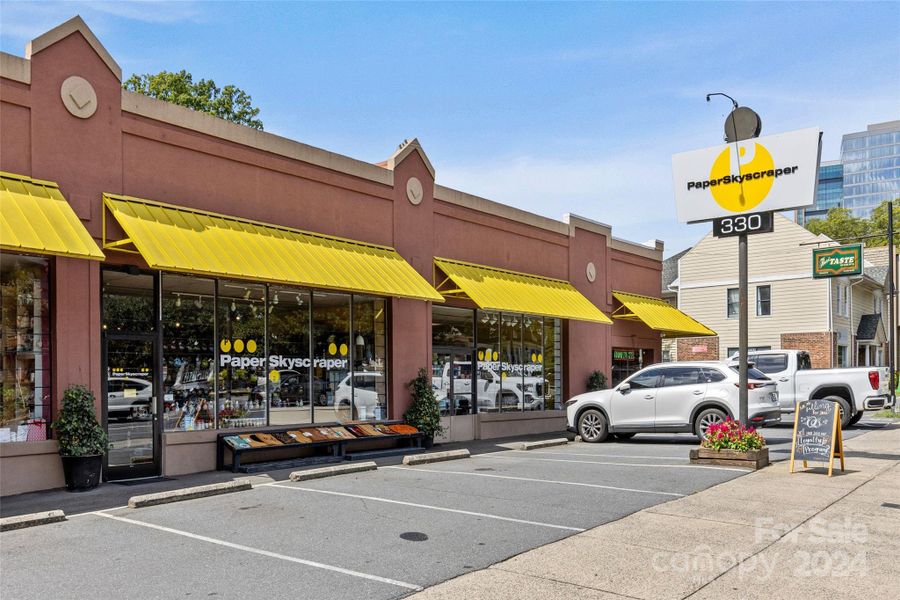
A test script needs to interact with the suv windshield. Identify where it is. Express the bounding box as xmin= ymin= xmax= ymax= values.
xmin=729 ymin=366 xmax=770 ymax=380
